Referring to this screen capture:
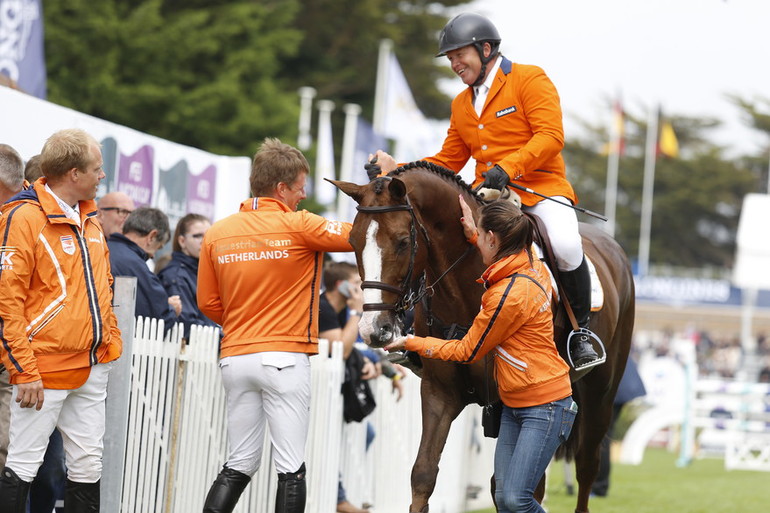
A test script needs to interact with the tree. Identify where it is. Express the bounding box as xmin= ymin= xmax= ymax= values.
xmin=564 ymin=106 xmax=758 ymax=269
xmin=42 ymin=0 xmax=470 ymax=156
